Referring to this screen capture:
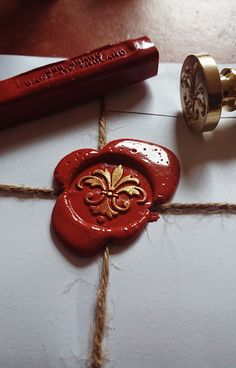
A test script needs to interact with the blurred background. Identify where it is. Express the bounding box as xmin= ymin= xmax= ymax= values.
xmin=0 ymin=0 xmax=236 ymax=62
